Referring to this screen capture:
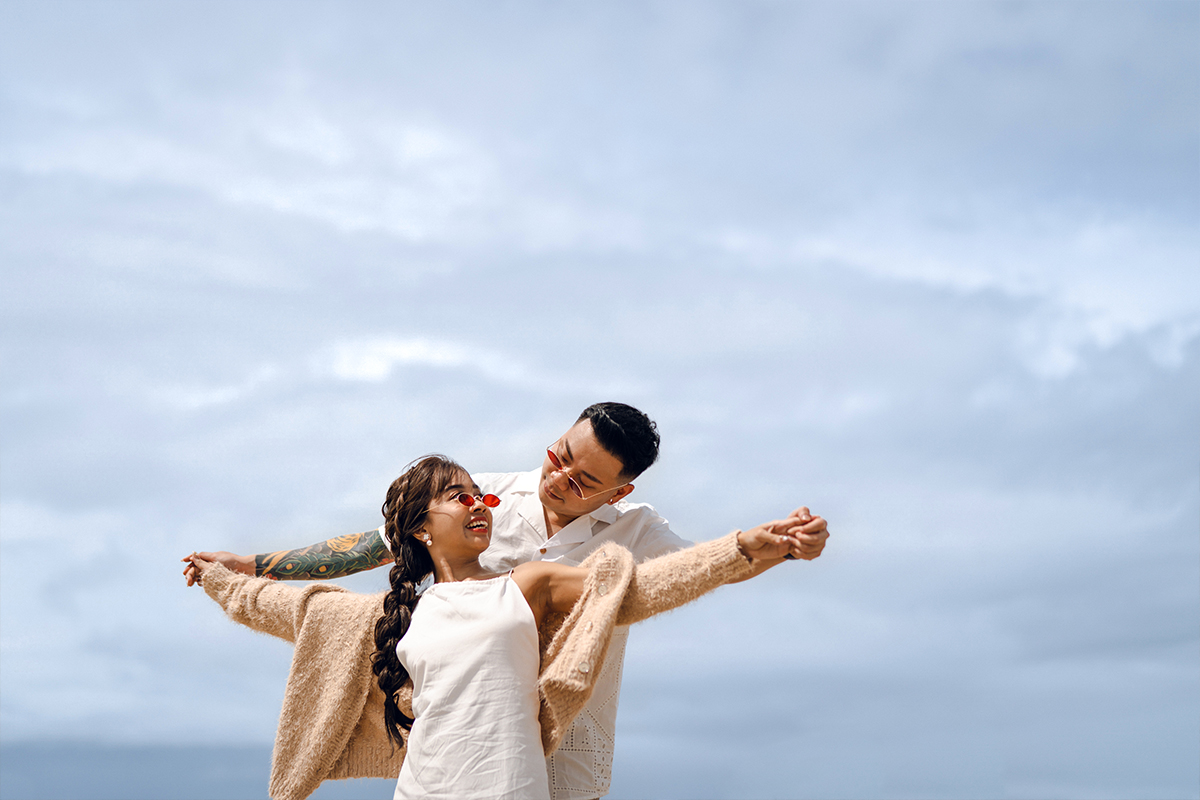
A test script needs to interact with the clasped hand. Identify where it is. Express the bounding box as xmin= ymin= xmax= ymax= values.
xmin=181 ymin=551 xmax=256 ymax=587
xmin=736 ymin=506 xmax=828 ymax=568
